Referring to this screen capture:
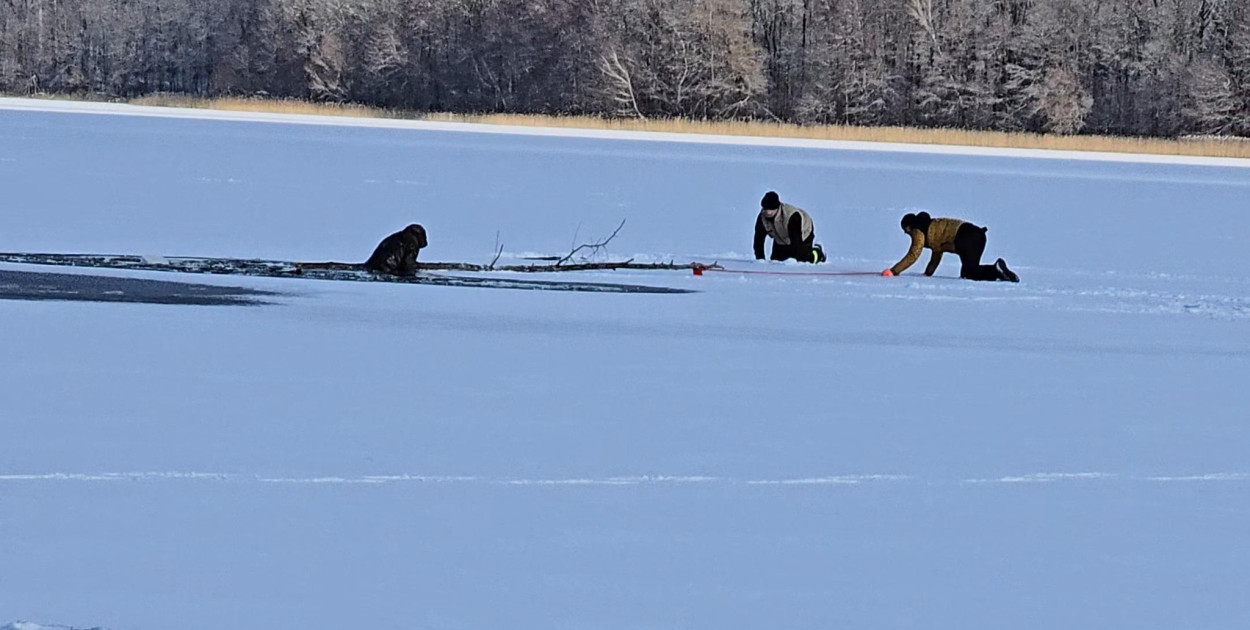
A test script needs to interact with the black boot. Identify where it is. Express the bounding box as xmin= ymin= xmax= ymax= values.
xmin=996 ymin=258 xmax=1019 ymax=282
xmin=813 ymin=243 xmax=827 ymax=264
